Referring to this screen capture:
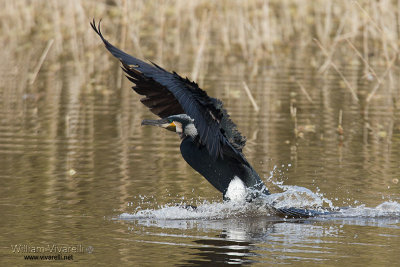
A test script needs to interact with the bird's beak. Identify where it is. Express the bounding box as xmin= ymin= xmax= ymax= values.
xmin=141 ymin=119 xmax=176 ymax=132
